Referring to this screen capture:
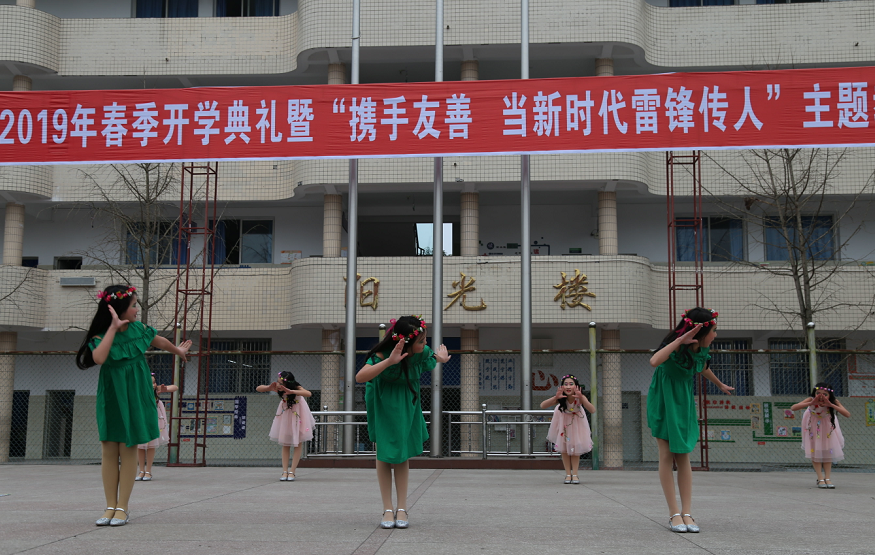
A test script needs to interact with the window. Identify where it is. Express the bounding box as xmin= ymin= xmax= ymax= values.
xmin=769 ymin=338 xmax=847 ymax=396
xmin=765 ymin=215 xmax=834 ymax=261
xmin=415 ymin=223 xmax=453 ymax=256
xmin=206 ymin=339 xmax=272 ymax=393
xmin=147 ymin=353 xmax=175 ymax=389
xmin=696 ymin=339 xmax=753 ymax=396
xmin=216 ymin=0 xmax=280 ymax=17
xmin=54 ymin=257 xmax=82 ymax=270
xmin=22 ymin=257 xmax=39 ymax=268
xmin=209 ymin=220 xmax=274 ymax=264
xmin=136 ymin=0 xmax=198 ymax=18
xmin=757 ymin=1 xmax=823 ymax=4
xmin=676 ymin=217 xmax=743 ymax=261
xmin=670 ymin=0 xmax=733 ymax=6
xmin=126 ymin=221 xmax=185 ymax=266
